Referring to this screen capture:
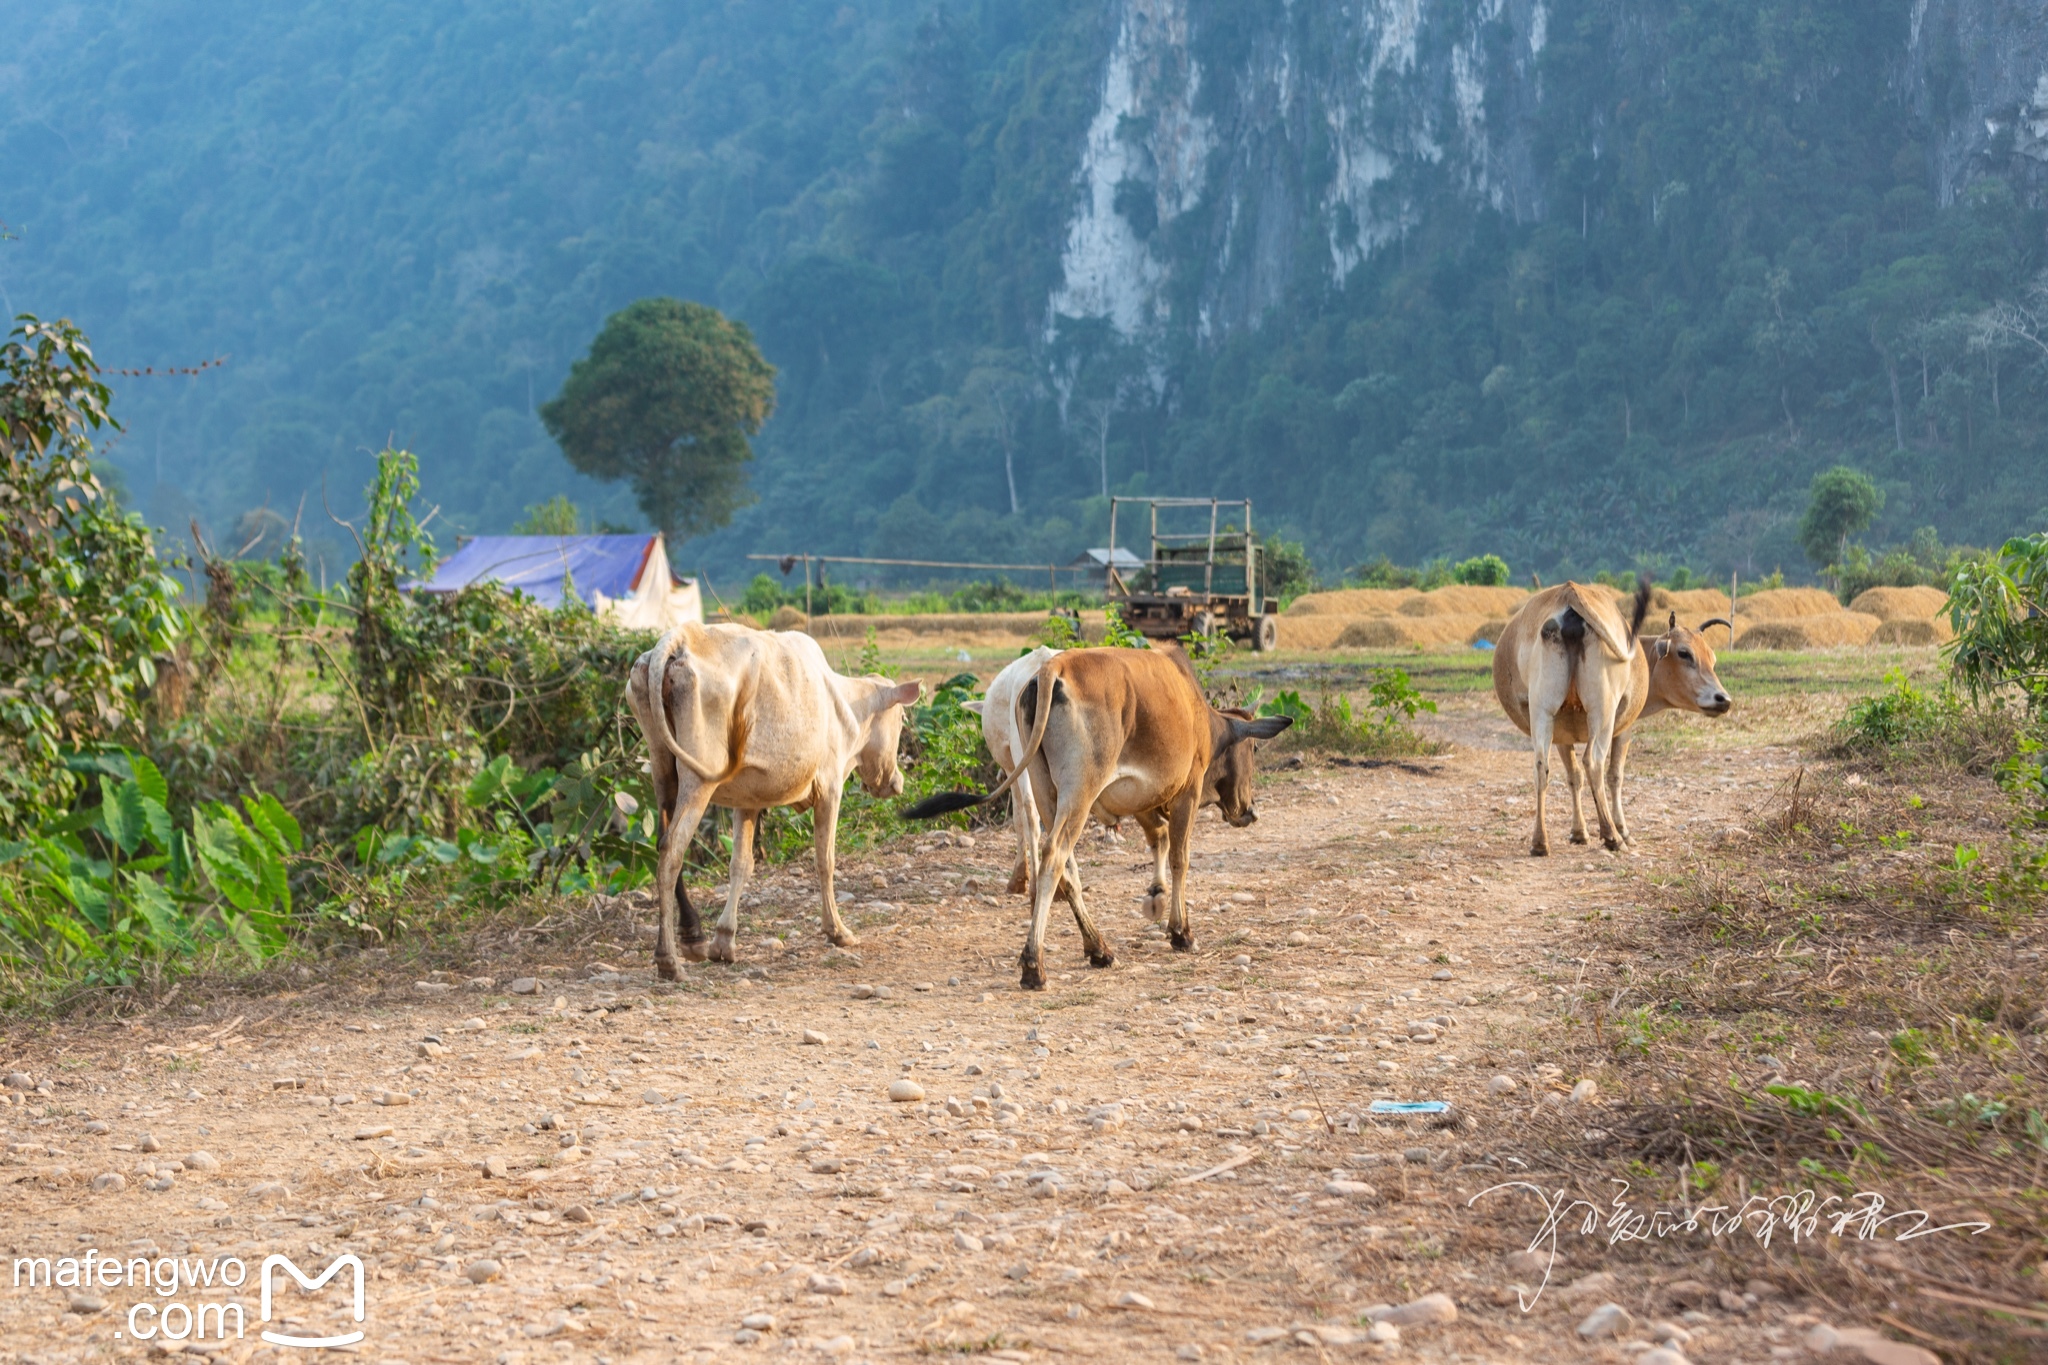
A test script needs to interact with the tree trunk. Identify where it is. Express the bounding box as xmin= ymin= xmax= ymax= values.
xmin=1097 ymin=410 xmax=1111 ymax=499
xmin=1873 ymin=321 xmax=1904 ymax=450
